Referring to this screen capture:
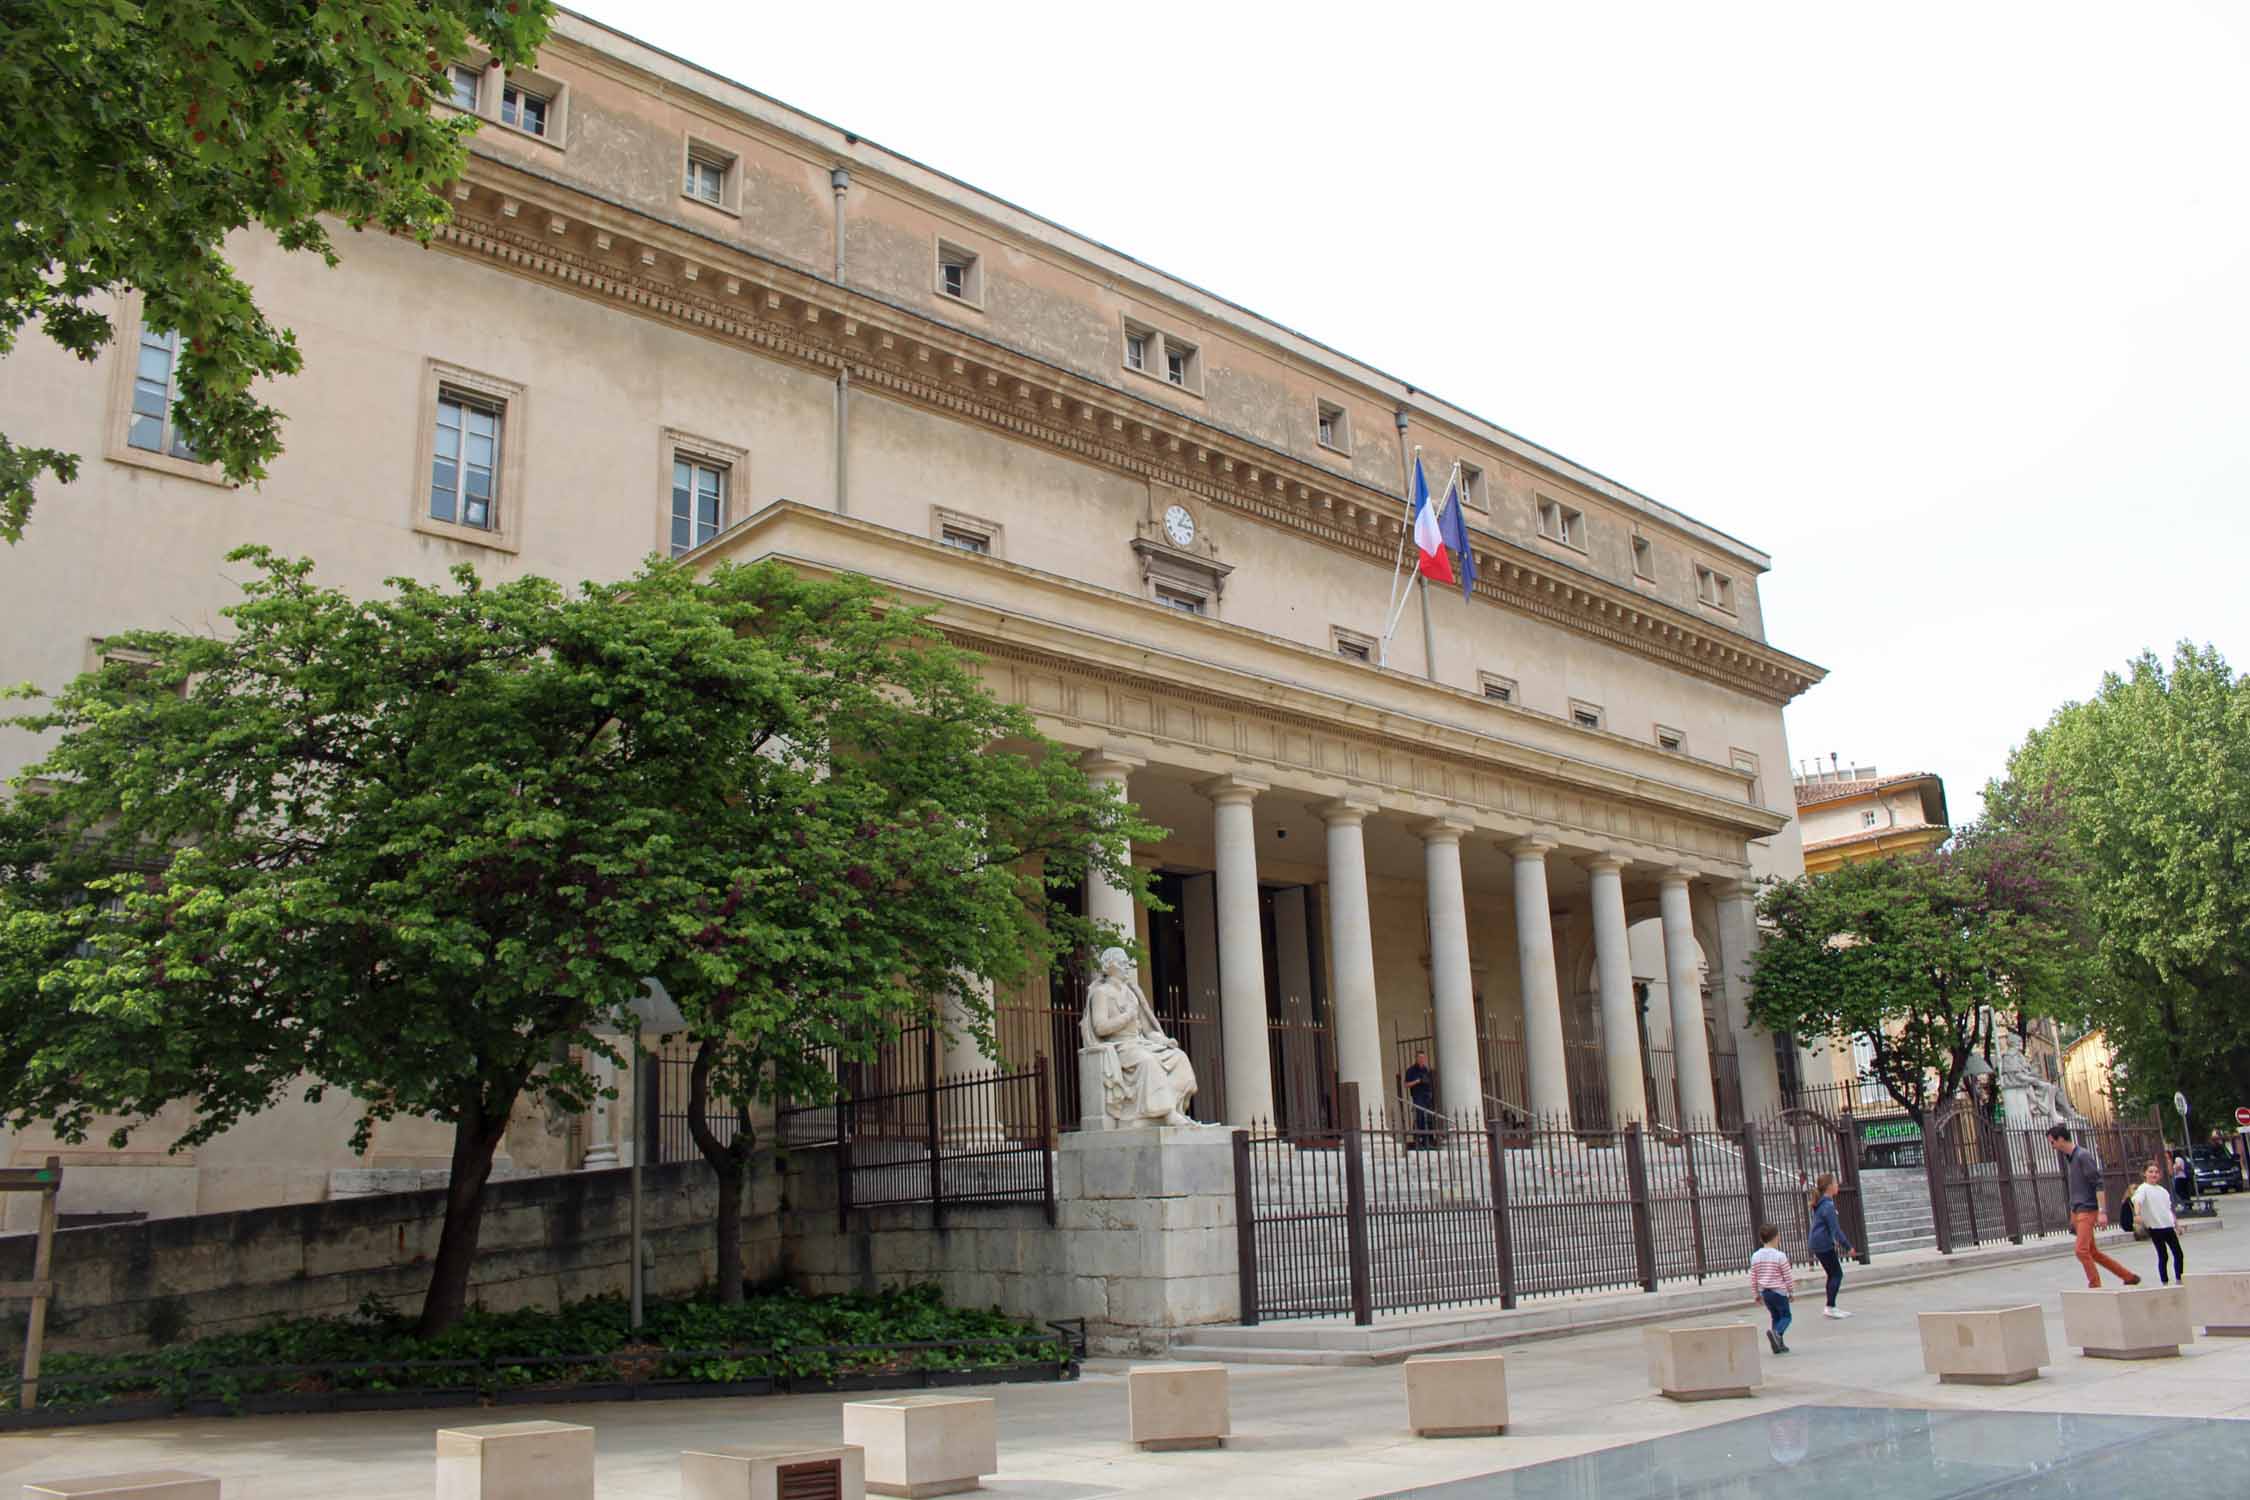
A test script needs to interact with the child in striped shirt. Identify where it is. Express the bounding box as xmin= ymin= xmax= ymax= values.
xmin=1751 ymin=1223 xmax=1795 ymax=1354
